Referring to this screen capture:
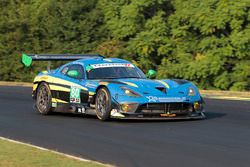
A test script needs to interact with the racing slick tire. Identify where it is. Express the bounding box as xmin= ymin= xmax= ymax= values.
xmin=95 ymin=87 xmax=112 ymax=121
xmin=35 ymin=82 xmax=52 ymax=115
